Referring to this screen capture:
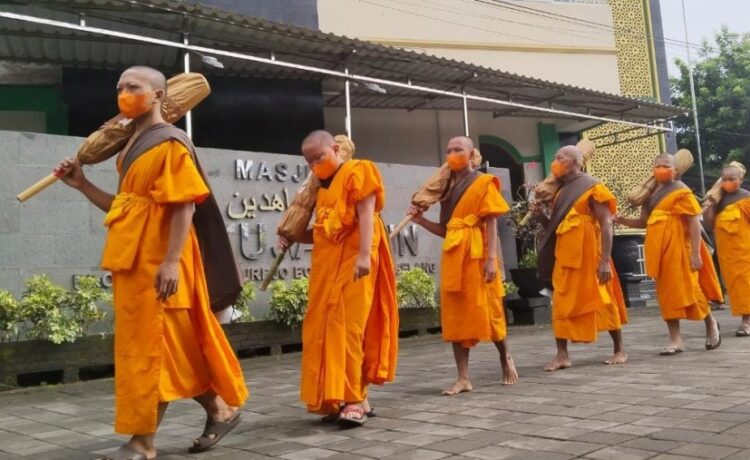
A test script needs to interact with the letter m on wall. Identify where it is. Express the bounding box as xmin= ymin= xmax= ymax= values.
xmin=236 ymin=159 xmax=254 ymax=180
